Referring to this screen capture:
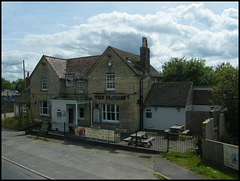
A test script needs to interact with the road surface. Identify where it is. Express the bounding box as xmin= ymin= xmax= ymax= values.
xmin=2 ymin=129 xmax=158 ymax=179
